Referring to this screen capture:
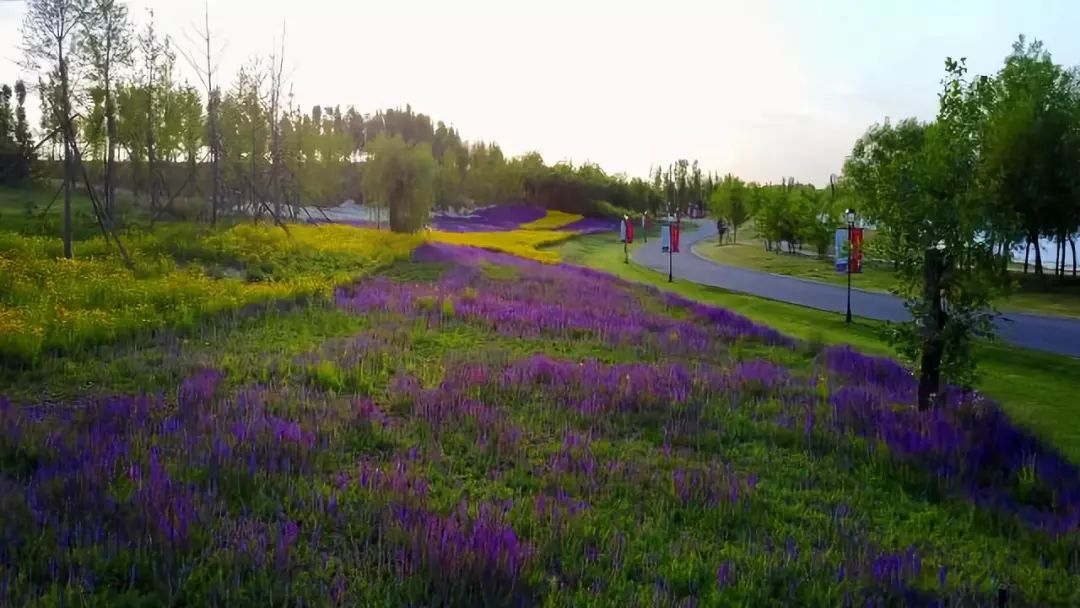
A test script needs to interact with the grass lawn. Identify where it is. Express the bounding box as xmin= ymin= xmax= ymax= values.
xmin=556 ymin=232 xmax=1080 ymax=464
xmin=694 ymin=222 xmax=1080 ymax=319
xmin=0 ymin=184 xmax=105 ymax=240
